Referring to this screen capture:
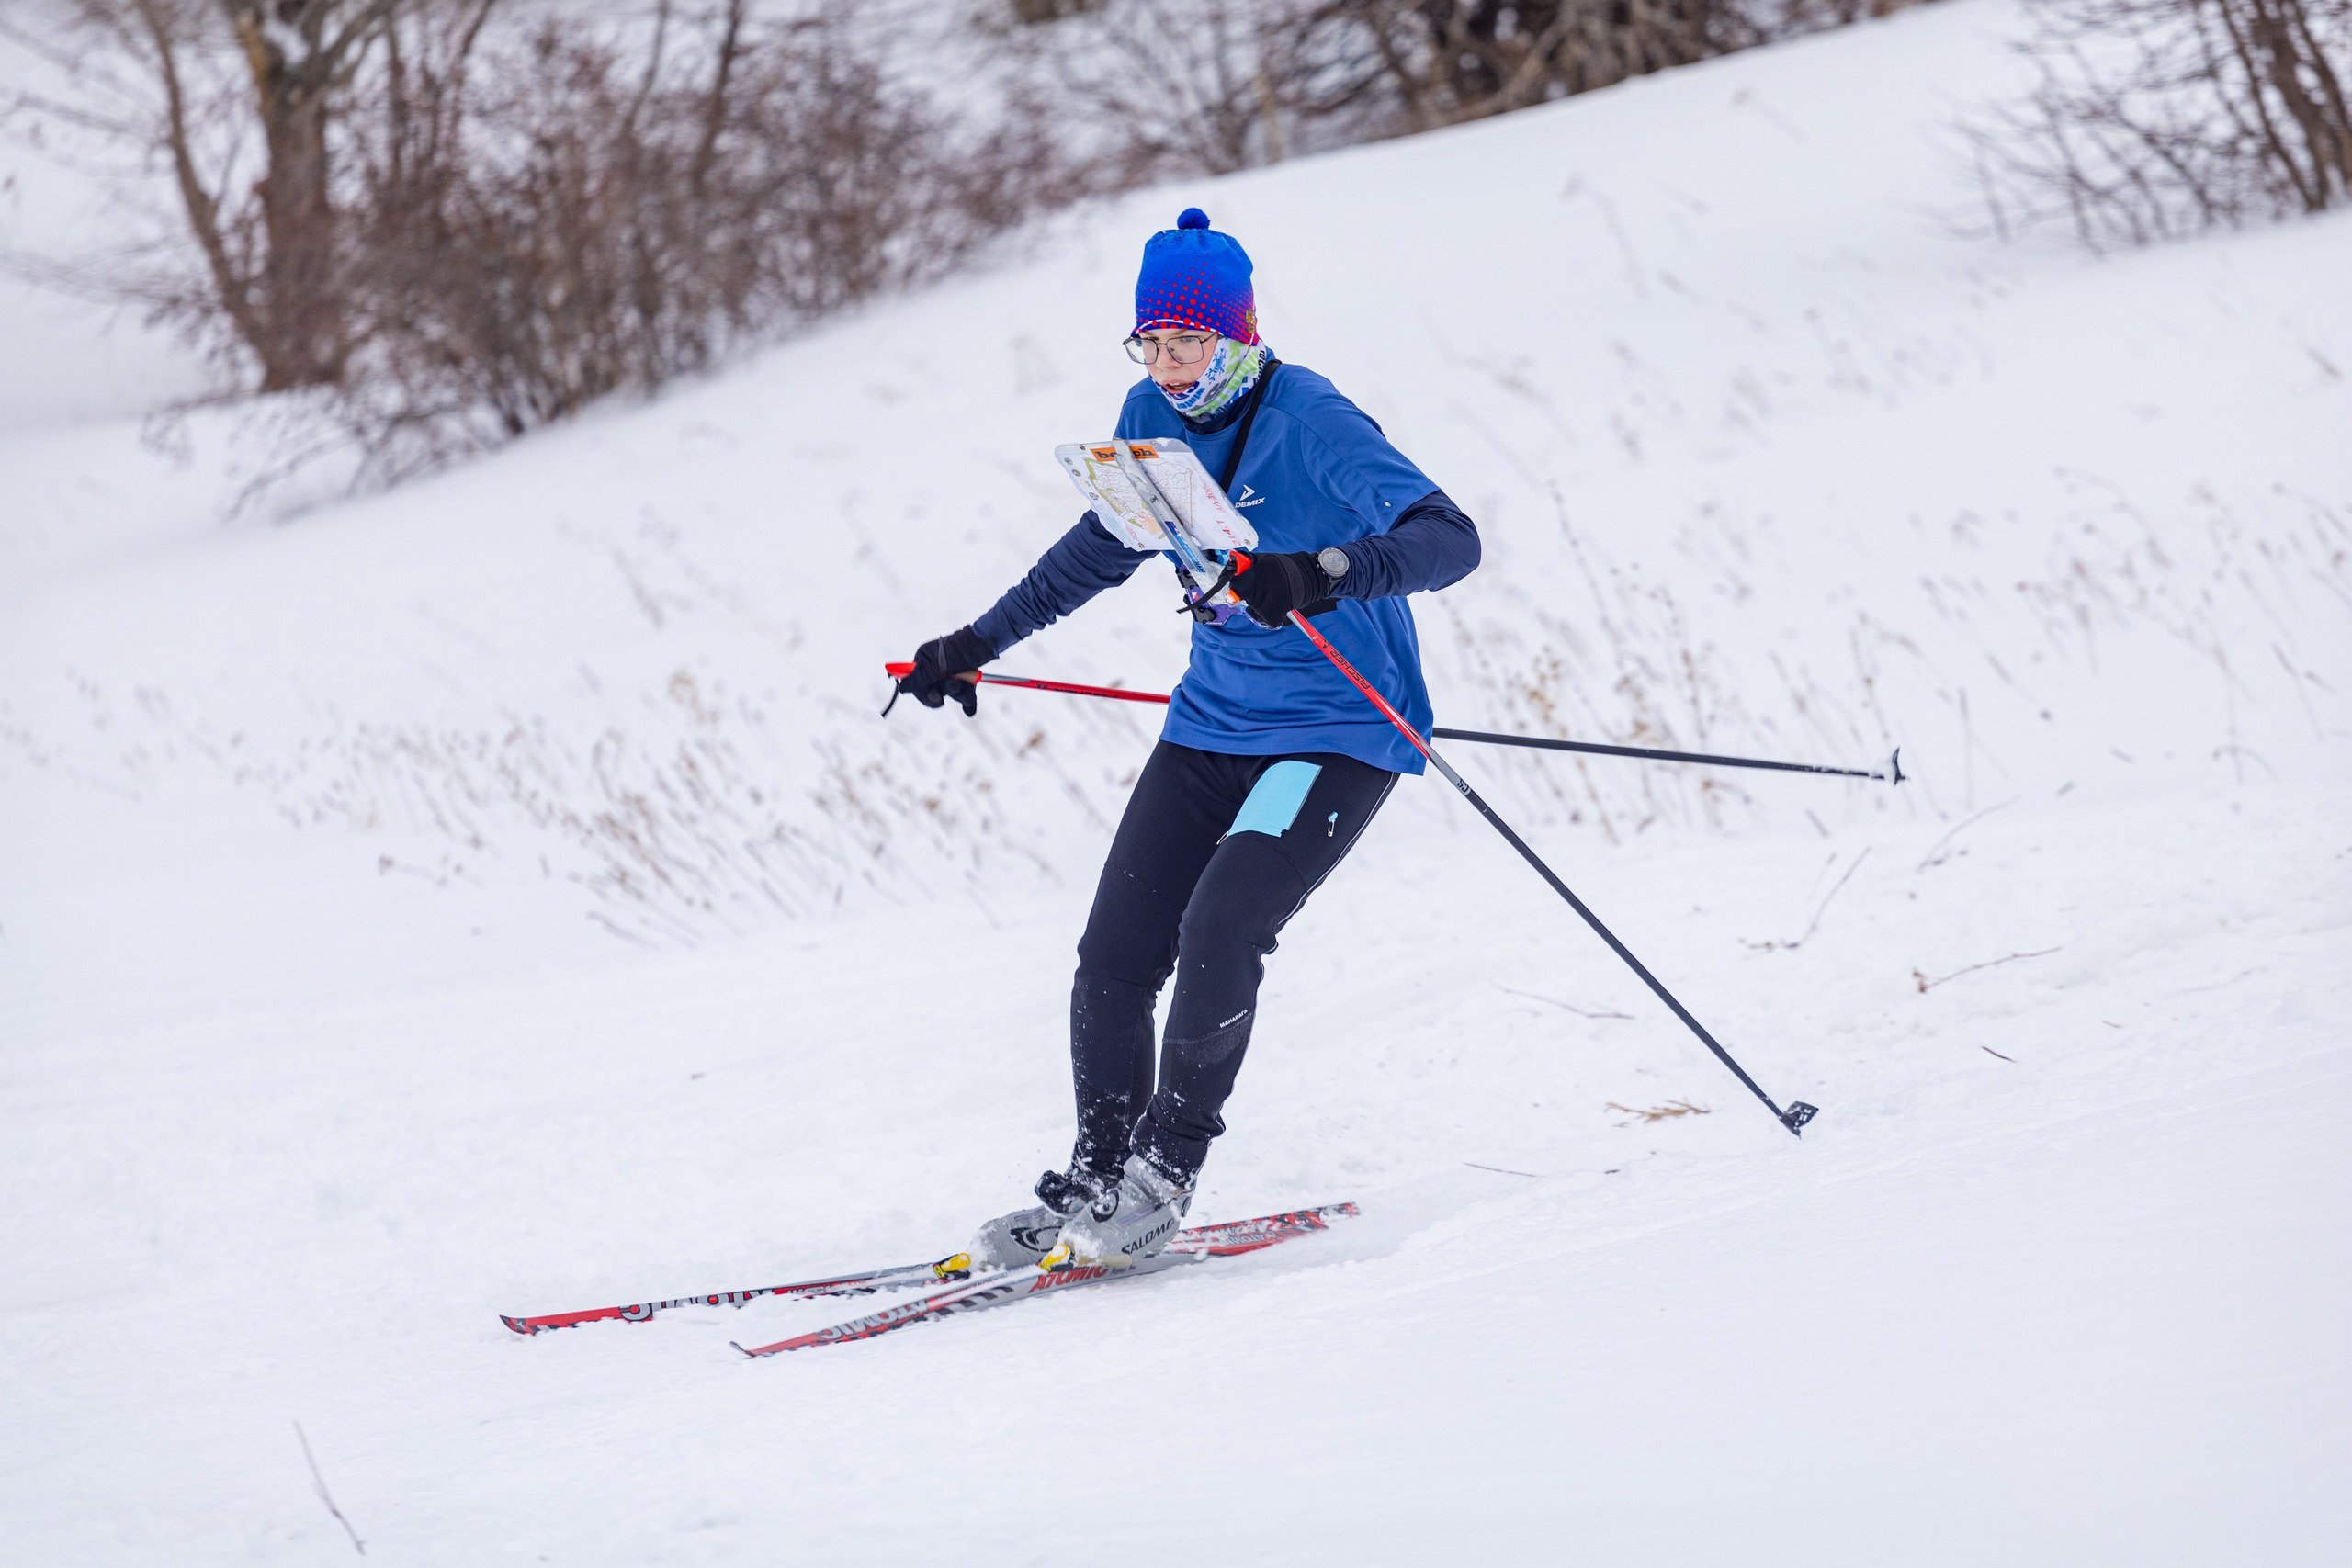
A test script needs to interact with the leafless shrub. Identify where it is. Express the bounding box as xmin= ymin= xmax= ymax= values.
xmin=1431 ymin=490 xmax=1853 ymax=842
xmin=3 ymin=1 xmax=1072 ymax=486
xmin=1331 ymin=0 xmax=1765 ymax=132
xmin=322 ymin=3 xmax=1068 ymax=480
xmin=1966 ymin=0 xmax=2351 ymax=248
xmin=984 ymin=0 xmax=1915 ymax=180
xmin=979 ymin=0 xmax=1386 ymax=179
xmin=1764 ymin=0 xmax=1931 ymax=26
